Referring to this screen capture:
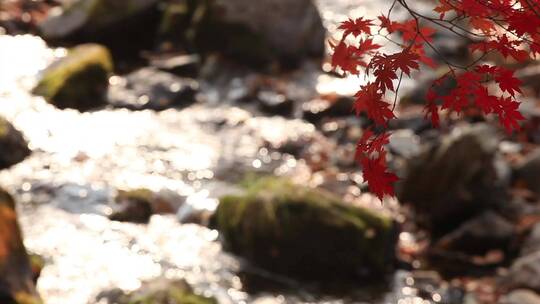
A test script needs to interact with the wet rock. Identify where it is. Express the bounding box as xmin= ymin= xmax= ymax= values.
xmin=109 ymin=189 xmax=153 ymax=224
xmin=38 ymin=0 xmax=160 ymax=53
xmin=400 ymin=68 xmax=457 ymax=106
xmin=257 ymin=90 xmax=294 ymax=116
xmin=149 ymin=54 xmax=201 ymax=77
xmin=500 ymin=251 xmax=540 ymax=292
xmin=429 ymin=32 xmax=470 ymax=65
xmin=301 ymin=96 xmax=354 ymax=123
xmin=158 ymin=0 xmax=325 ymax=66
xmin=498 ymin=289 xmax=540 ymax=304
xmin=388 ymin=111 xmax=432 ymax=133
xmin=398 ymin=124 xmax=507 ymax=234
xmin=521 ymin=223 xmax=540 ymax=257
xmin=0 ymin=117 xmax=31 ymax=170
xmin=0 ymin=188 xmax=42 ymax=304
xmin=109 ymin=188 xmax=185 ymax=223
xmin=0 ymin=0 xmax=54 ymax=35
xmin=515 ymin=149 xmax=540 ymax=194
xmin=270 ymin=134 xmax=314 ymax=158
xmin=213 ymin=177 xmax=398 ymax=280
xmin=33 ymin=43 xmax=112 ymax=111
xmin=107 ymin=67 xmax=198 ymax=111
xmin=434 ymin=211 xmax=514 ymax=255
xmin=517 ymin=64 xmax=540 ymax=96
xmin=391 ymin=271 xmax=467 ymax=304
xmin=97 ymin=278 xmax=216 ymax=304
xmin=388 ymin=130 xmax=421 ymax=159
xmin=177 ymin=204 xmax=213 ymax=226
xmin=519 ymin=100 xmax=540 ymax=144
xmin=212 ymin=0 xmax=325 ymax=62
